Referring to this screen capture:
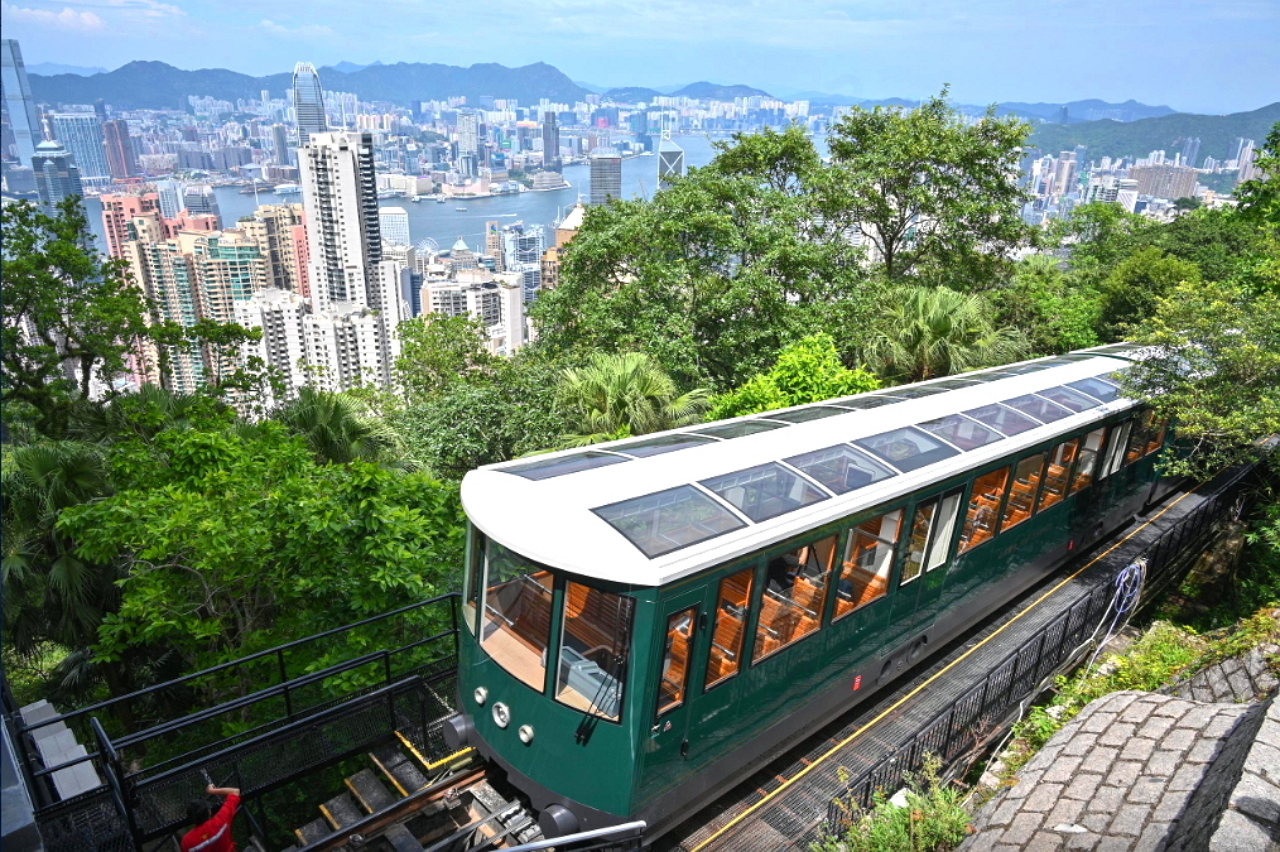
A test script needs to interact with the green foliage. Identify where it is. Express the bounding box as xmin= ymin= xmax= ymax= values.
xmin=859 ymin=286 xmax=1031 ymax=383
xmin=1236 ymin=123 xmax=1280 ymax=229
xmin=555 ymin=351 xmax=712 ymax=447
xmin=711 ymin=334 xmax=879 ymax=418
xmin=394 ymin=313 xmax=495 ymax=404
xmin=57 ymin=421 xmax=465 ymax=671
xmin=824 ymin=87 xmax=1032 ymax=287
xmin=1095 ymin=247 xmax=1201 ymax=341
xmin=272 ymin=387 xmax=408 ymax=467
xmin=989 ymin=256 xmax=1101 ymax=355
xmin=816 ymin=756 xmax=971 ymax=852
